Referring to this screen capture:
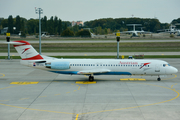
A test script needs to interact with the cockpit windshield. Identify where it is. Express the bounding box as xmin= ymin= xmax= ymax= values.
xmin=163 ymin=64 xmax=170 ymax=67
